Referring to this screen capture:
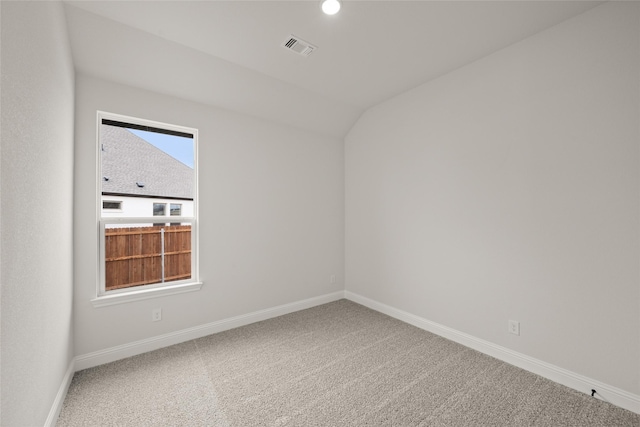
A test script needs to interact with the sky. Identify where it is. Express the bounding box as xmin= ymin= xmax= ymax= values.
xmin=130 ymin=129 xmax=194 ymax=168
